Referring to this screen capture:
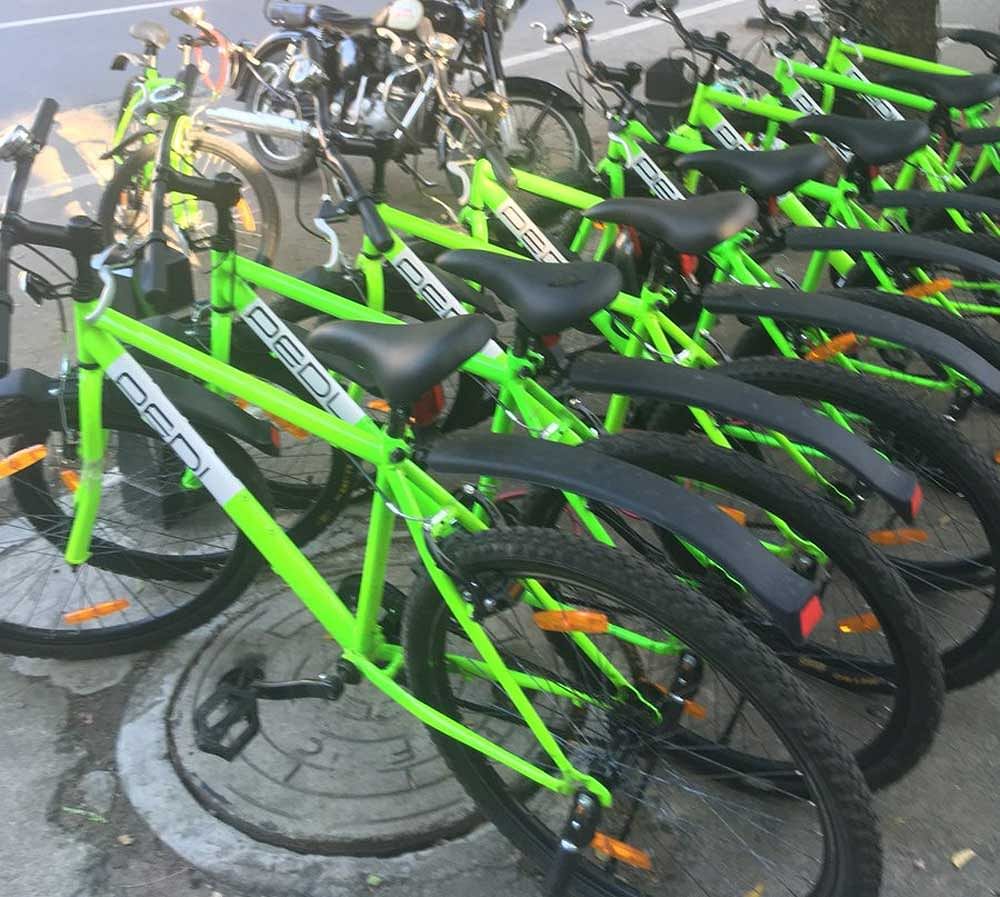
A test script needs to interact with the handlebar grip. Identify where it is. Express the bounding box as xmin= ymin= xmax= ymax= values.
xmin=139 ymin=237 xmax=174 ymax=307
xmin=484 ymin=144 xmax=516 ymax=190
xmin=30 ymin=98 xmax=59 ymax=148
xmin=181 ymin=62 xmax=199 ymax=98
xmin=356 ymin=197 xmax=393 ymax=253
